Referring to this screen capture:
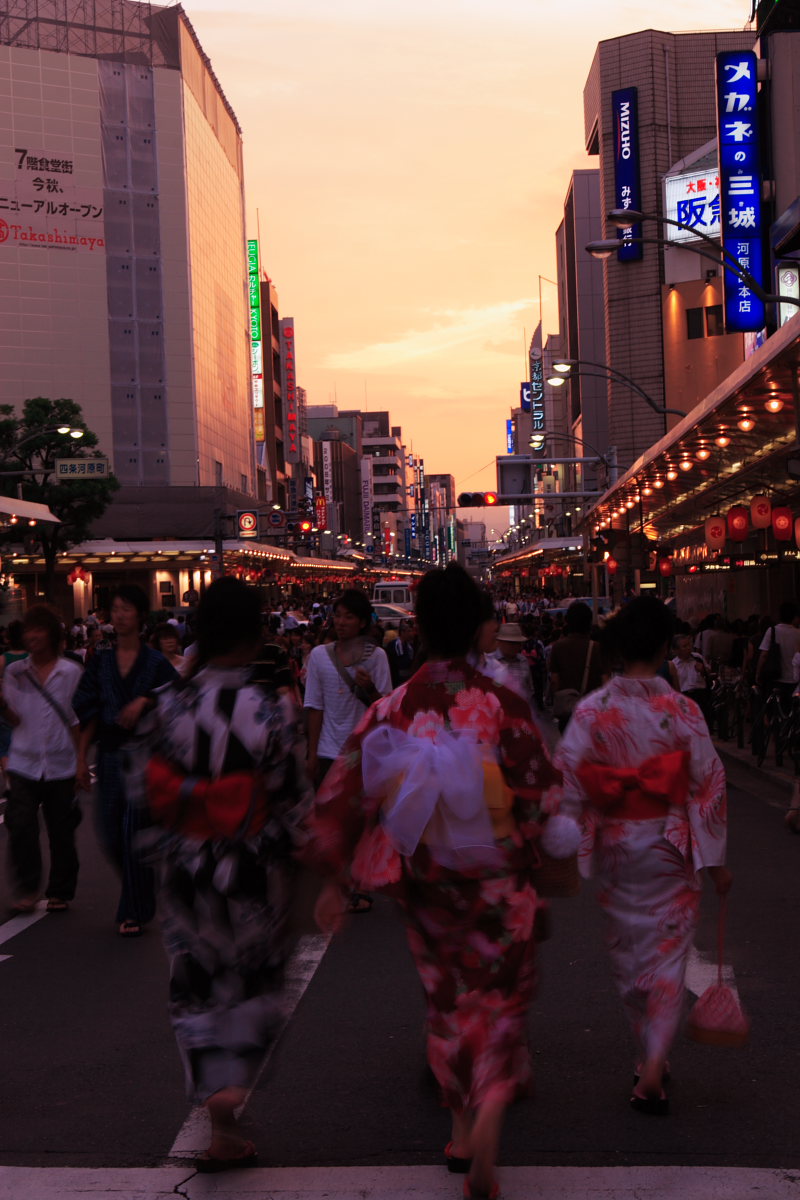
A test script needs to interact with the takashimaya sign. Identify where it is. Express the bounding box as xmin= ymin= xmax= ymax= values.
xmin=279 ymin=318 xmax=300 ymax=464
xmin=0 ymin=146 xmax=105 ymax=254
